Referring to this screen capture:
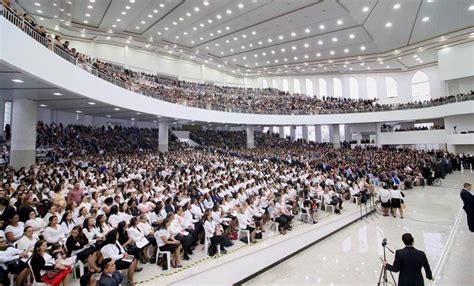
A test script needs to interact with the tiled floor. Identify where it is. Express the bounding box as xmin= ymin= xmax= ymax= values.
xmin=245 ymin=171 xmax=473 ymax=286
